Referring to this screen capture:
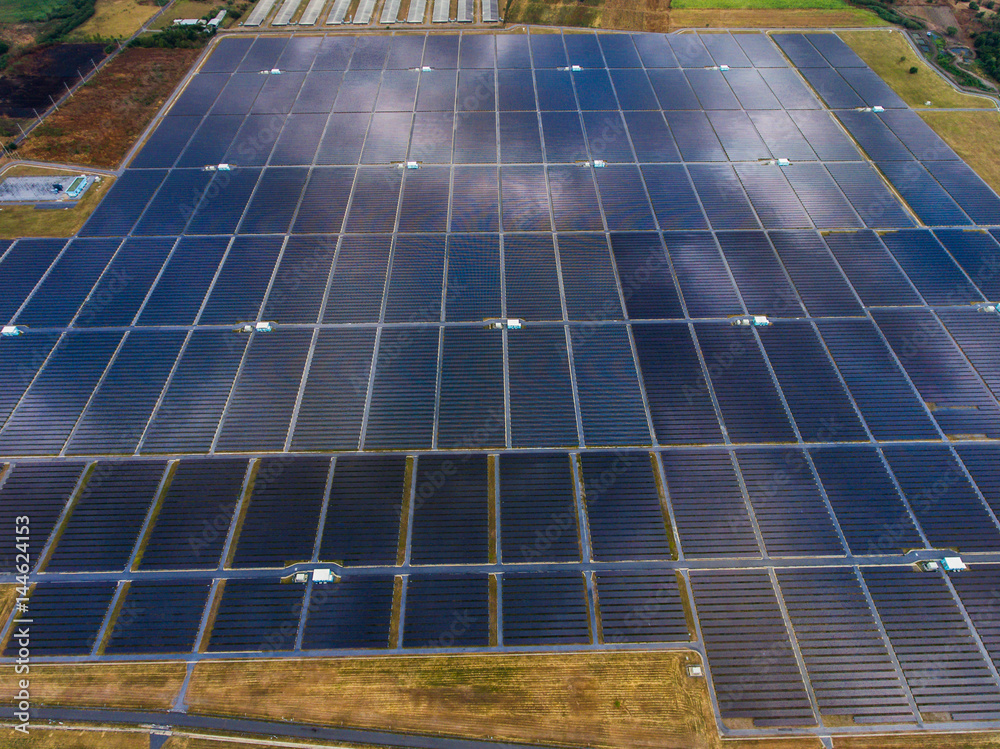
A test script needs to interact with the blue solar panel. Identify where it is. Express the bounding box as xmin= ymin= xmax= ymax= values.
xmin=716 ymin=231 xmax=804 ymax=316
xmin=879 ymin=229 xmax=984 ymax=304
xmin=508 ymin=327 xmax=578 ymax=447
xmin=876 ymin=159 xmax=972 ymax=226
xmin=641 ymin=164 xmax=707 ymax=230
xmin=632 ymin=33 xmax=678 ymax=68
xmin=663 ymin=231 xmax=743 ymax=317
